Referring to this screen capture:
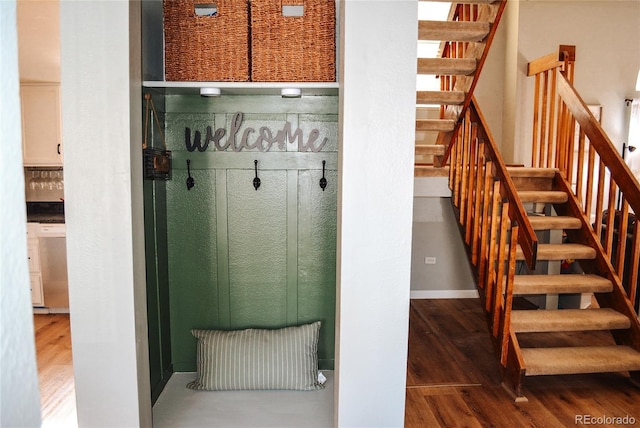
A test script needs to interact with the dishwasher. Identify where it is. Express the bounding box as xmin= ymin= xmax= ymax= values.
xmin=37 ymin=223 xmax=68 ymax=312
